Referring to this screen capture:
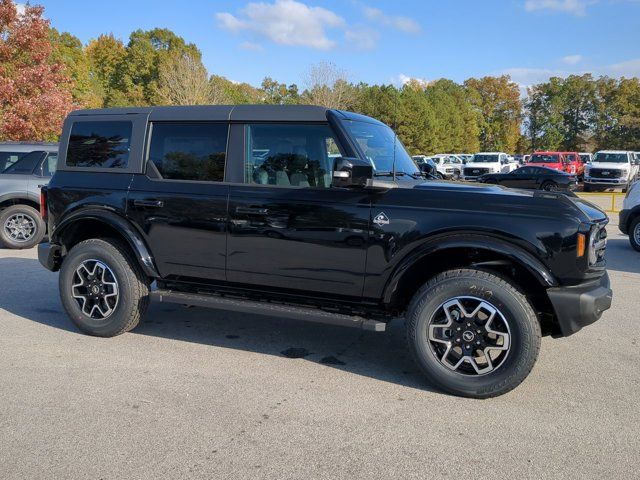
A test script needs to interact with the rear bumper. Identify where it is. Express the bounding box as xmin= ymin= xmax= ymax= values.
xmin=619 ymin=209 xmax=630 ymax=234
xmin=38 ymin=242 xmax=62 ymax=272
xmin=547 ymin=272 xmax=612 ymax=337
